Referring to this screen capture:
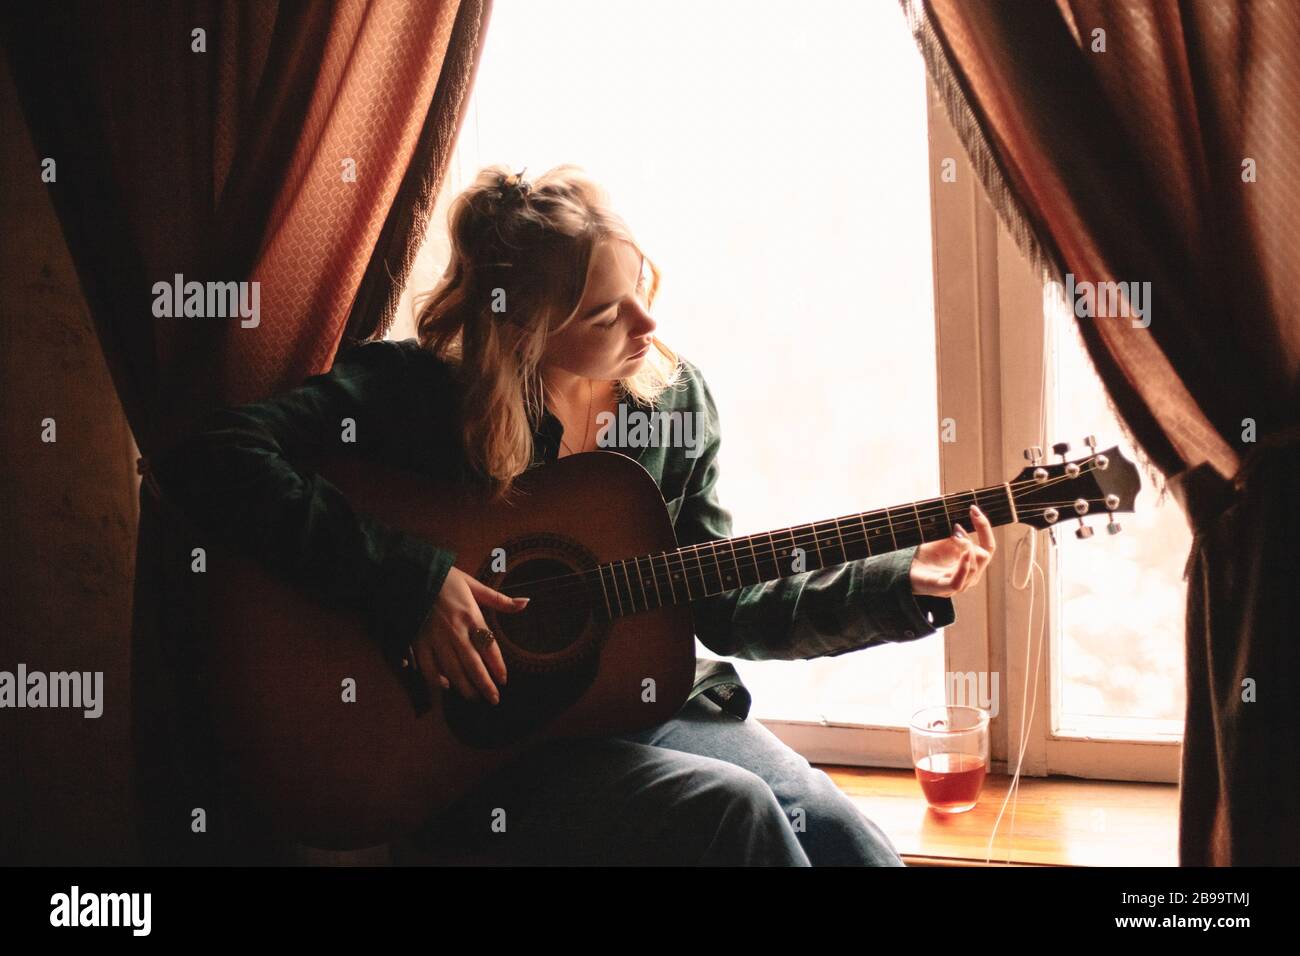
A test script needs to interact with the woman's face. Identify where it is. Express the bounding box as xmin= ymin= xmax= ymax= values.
xmin=542 ymin=238 xmax=657 ymax=380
